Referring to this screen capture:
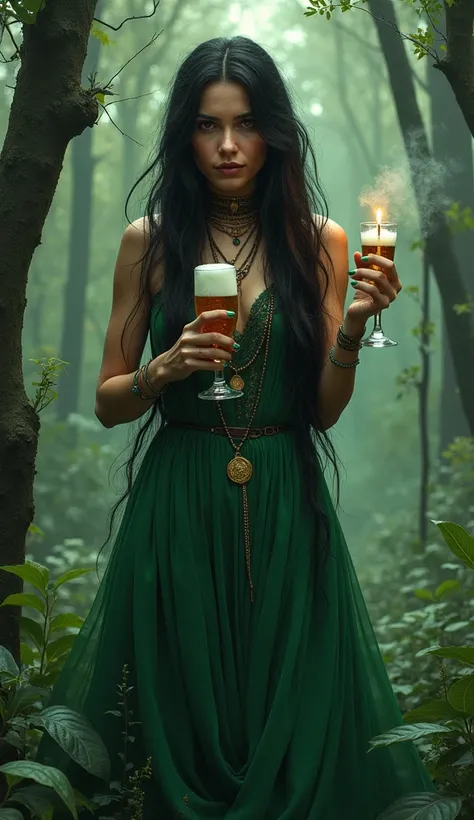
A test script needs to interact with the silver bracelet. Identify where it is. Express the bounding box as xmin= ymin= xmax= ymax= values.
xmin=329 ymin=346 xmax=359 ymax=369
